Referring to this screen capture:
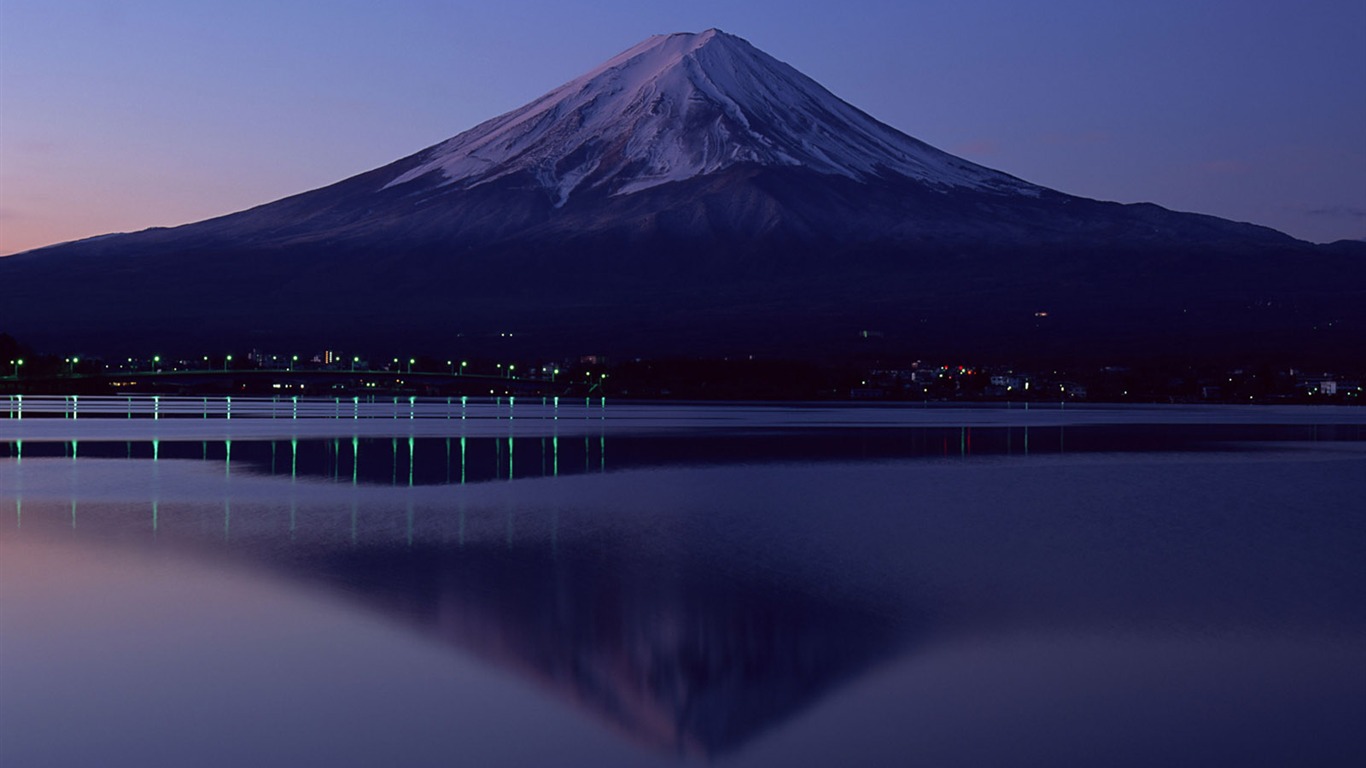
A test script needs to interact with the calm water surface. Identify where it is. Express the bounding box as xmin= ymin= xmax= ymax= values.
xmin=2 ymin=404 xmax=1364 ymax=767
